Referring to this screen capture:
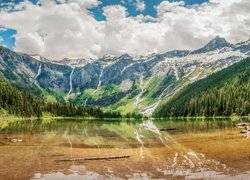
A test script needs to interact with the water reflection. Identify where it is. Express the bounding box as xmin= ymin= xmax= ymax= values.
xmin=0 ymin=118 xmax=245 ymax=134
xmin=0 ymin=118 xmax=249 ymax=179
